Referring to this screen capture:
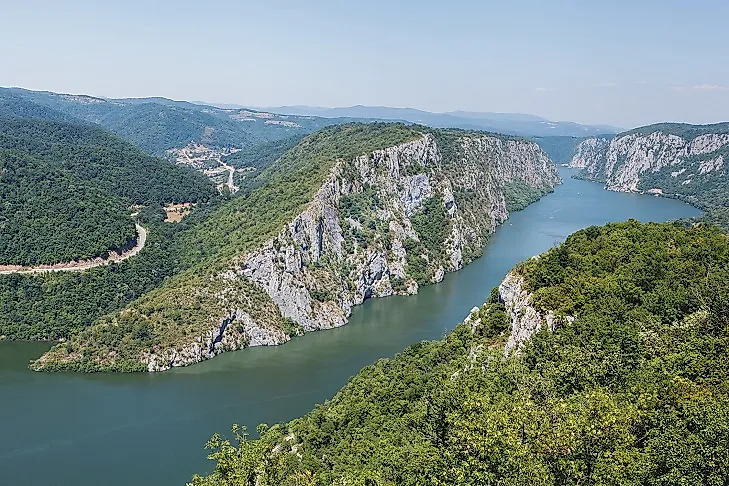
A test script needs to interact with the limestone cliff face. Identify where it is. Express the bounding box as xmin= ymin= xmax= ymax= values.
xmin=143 ymin=309 xmax=288 ymax=371
xmin=570 ymin=125 xmax=729 ymax=193
xmin=498 ymin=271 xmax=573 ymax=354
xmin=569 ymin=137 xmax=610 ymax=170
xmin=228 ymin=135 xmax=559 ymax=338
xmin=144 ymin=133 xmax=560 ymax=370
